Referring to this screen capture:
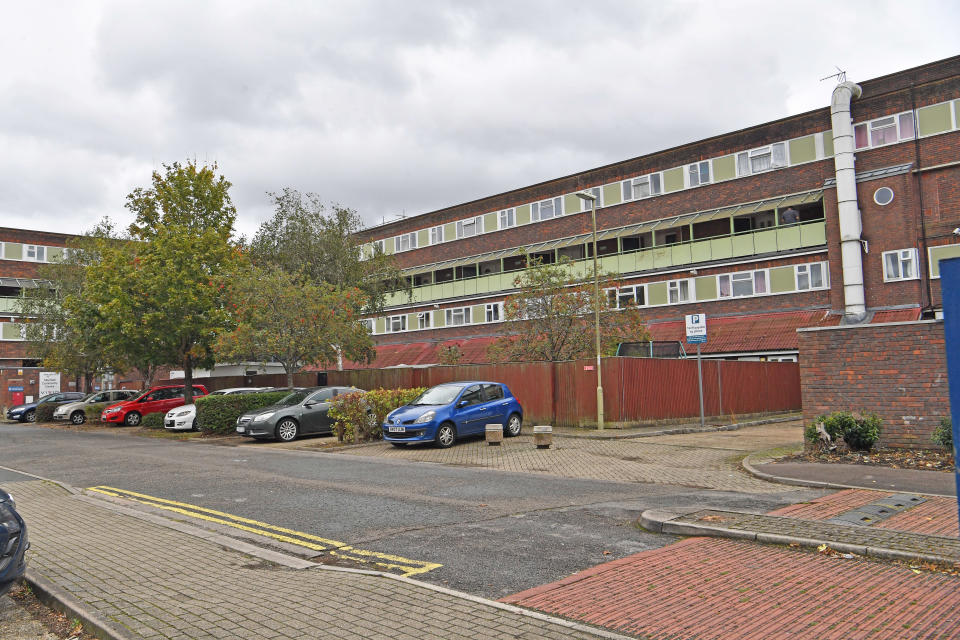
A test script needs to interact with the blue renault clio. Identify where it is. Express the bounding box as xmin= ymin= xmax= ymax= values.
xmin=383 ymin=381 xmax=523 ymax=448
